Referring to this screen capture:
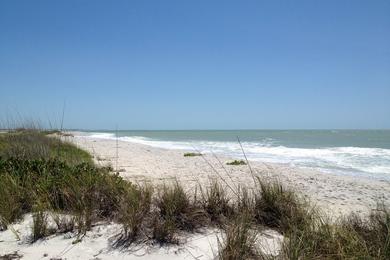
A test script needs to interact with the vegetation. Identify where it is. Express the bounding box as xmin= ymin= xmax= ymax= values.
xmin=218 ymin=213 xmax=258 ymax=260
xmin=253 ymin=179 xmax=312 ymax=233
xmin=201 ymin=180 xmax=232 ymax=223
xmin=183 ymin=152 xmax=202 ymax=157
xmin=0 ymin=129 xmax=389 ymax=259
xmin=0 ymin=129 xmax=92 ymax=165
xmin=226 ymin=160 xmax=246 ymax=166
